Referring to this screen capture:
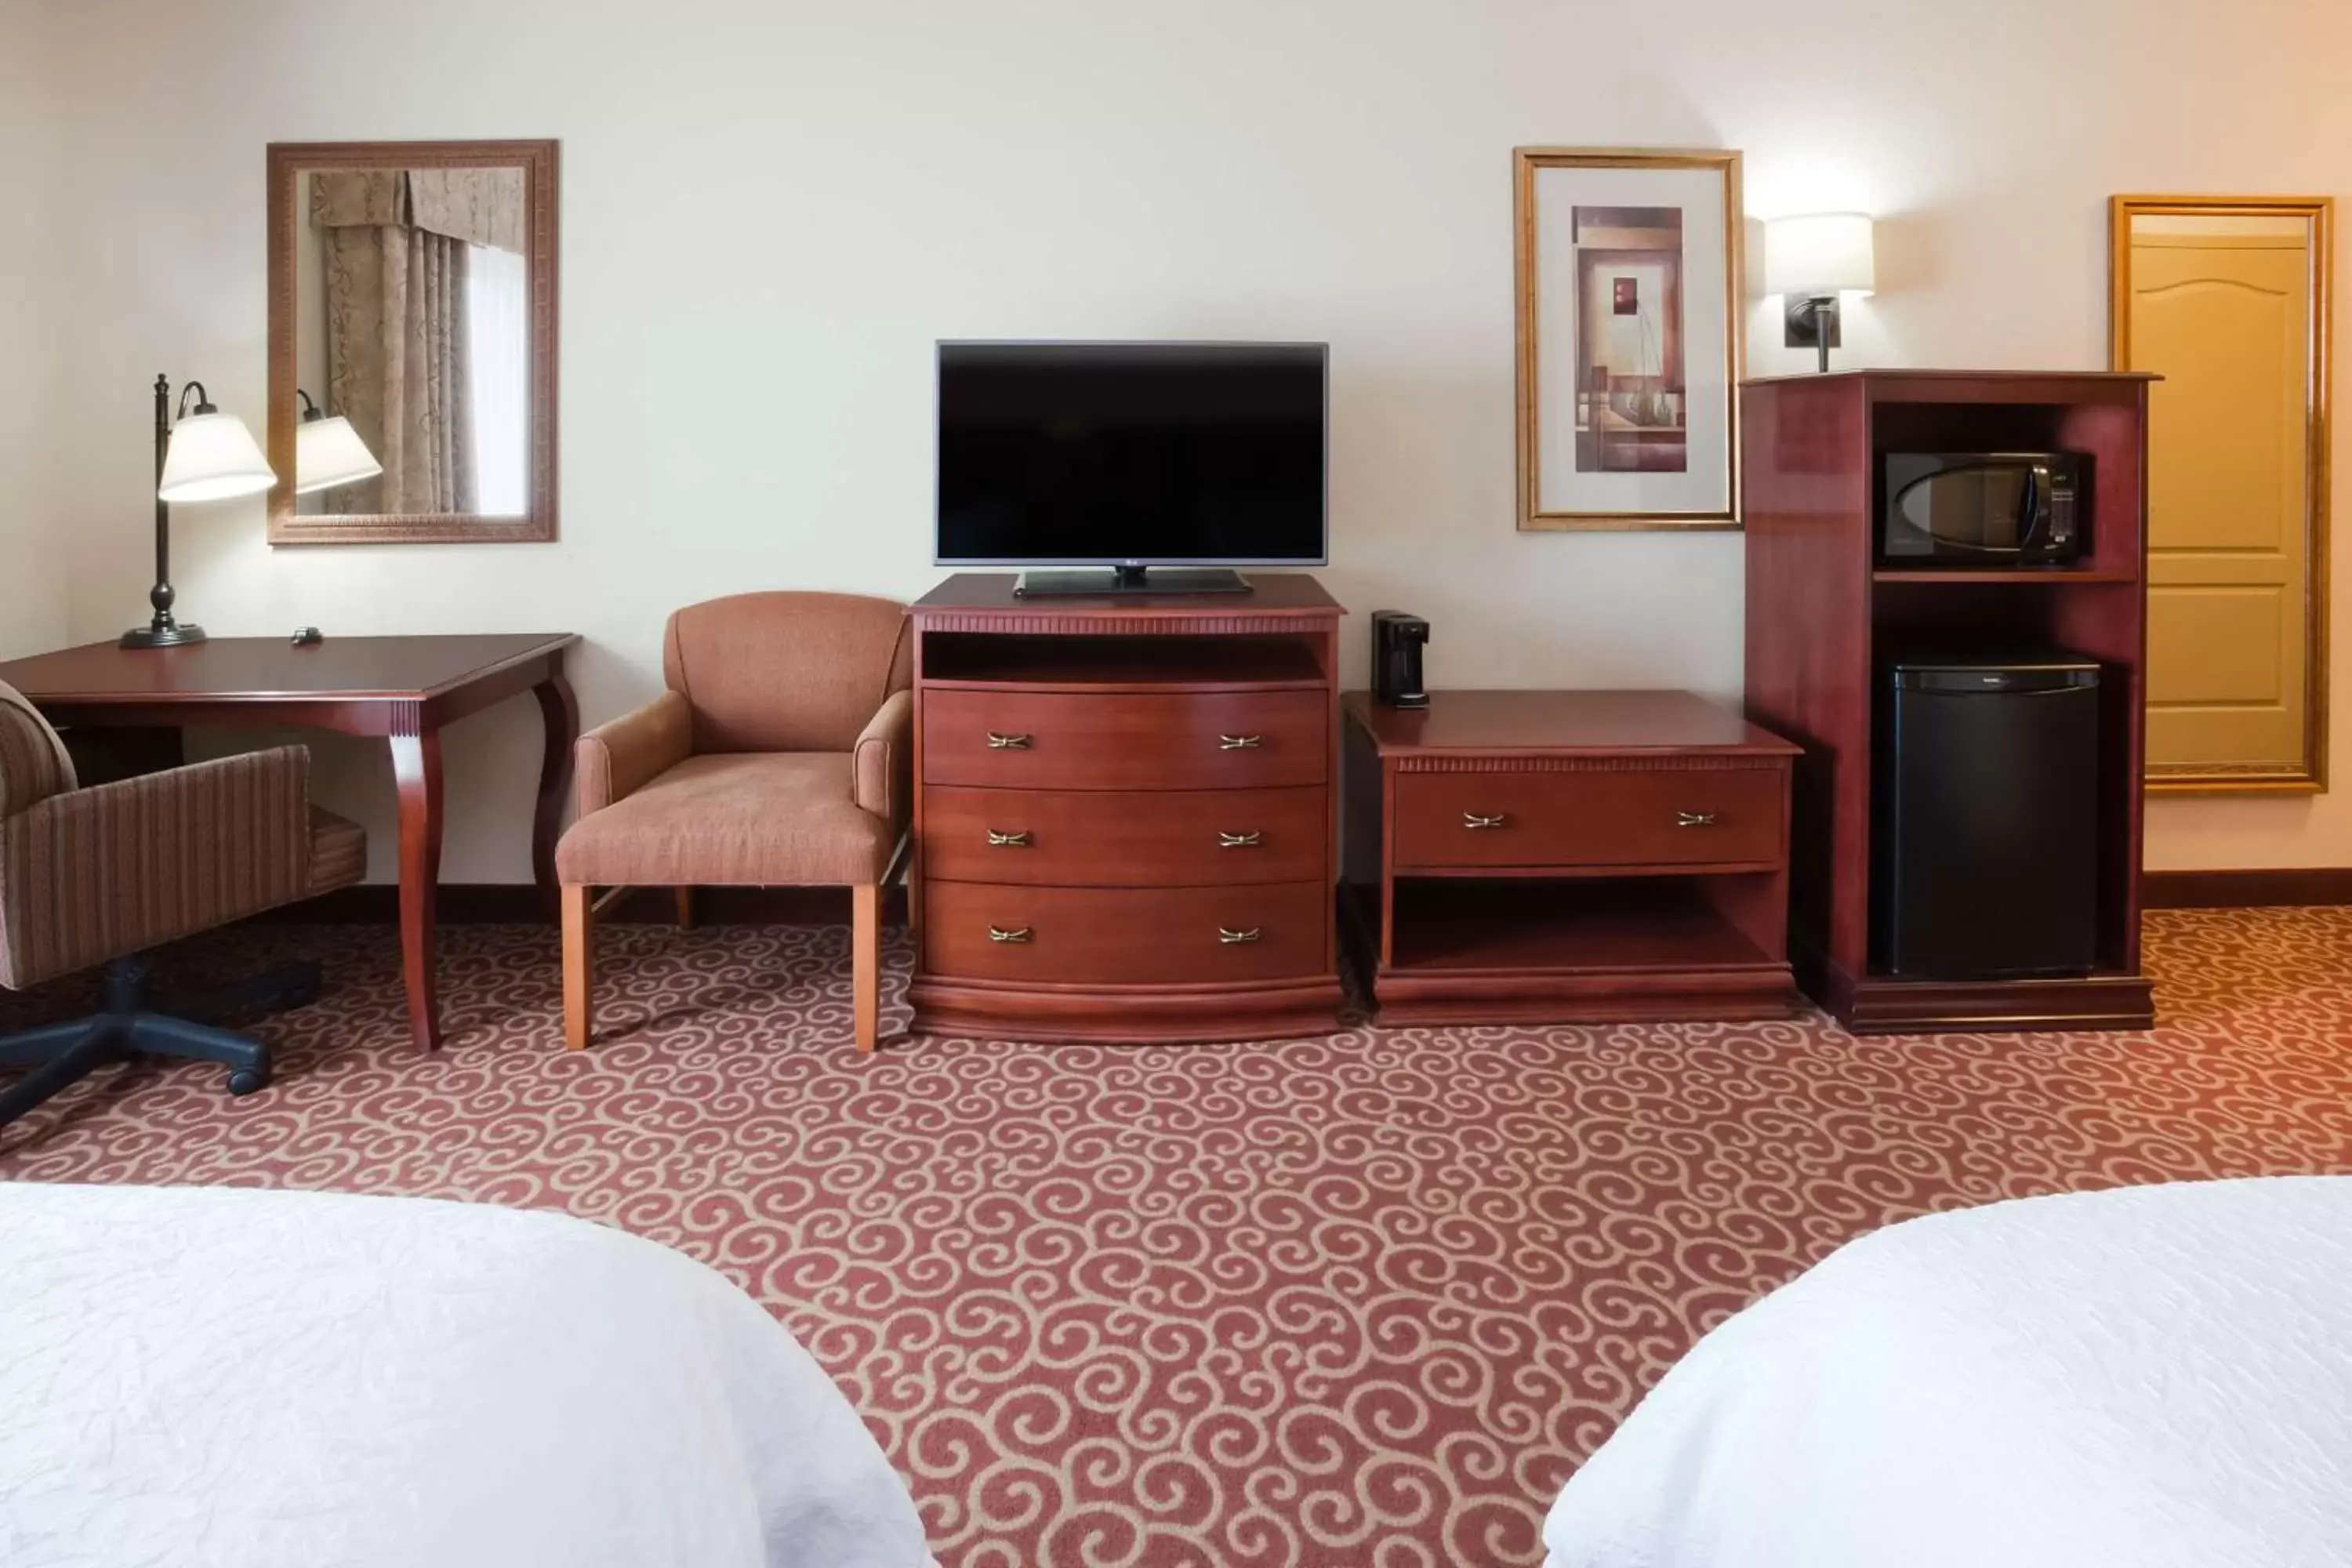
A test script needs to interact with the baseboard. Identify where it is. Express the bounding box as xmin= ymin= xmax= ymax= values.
xmin=257 ymin=884 xmax=909 ymax=925
xmin=264 ymin=872 xmax=2352 ymax=924
xmin=2142 ymin=868 xmax=2352 ymax=909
